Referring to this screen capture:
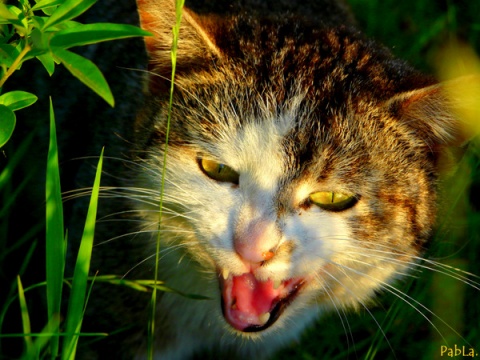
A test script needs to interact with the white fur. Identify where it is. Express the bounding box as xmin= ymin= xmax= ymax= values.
xmin=132 ymin=104 xmax=409 ymax=358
